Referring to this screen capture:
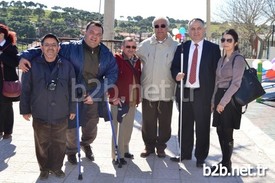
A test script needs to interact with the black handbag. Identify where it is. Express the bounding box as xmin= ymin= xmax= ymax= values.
xmin=232 ymin=55 xmax=265 ymax=107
